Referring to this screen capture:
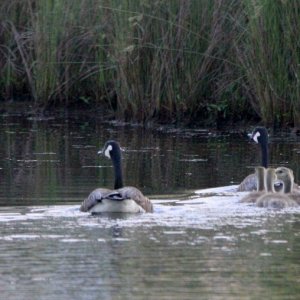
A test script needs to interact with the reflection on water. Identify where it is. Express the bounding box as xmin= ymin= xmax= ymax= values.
xmin=0 ymin=113 xmax=300 ymax=299
xmin=0 ymin=201 xmax=299 ymax=300
xmin=1 ymin=114 xmax=300 ymax=206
